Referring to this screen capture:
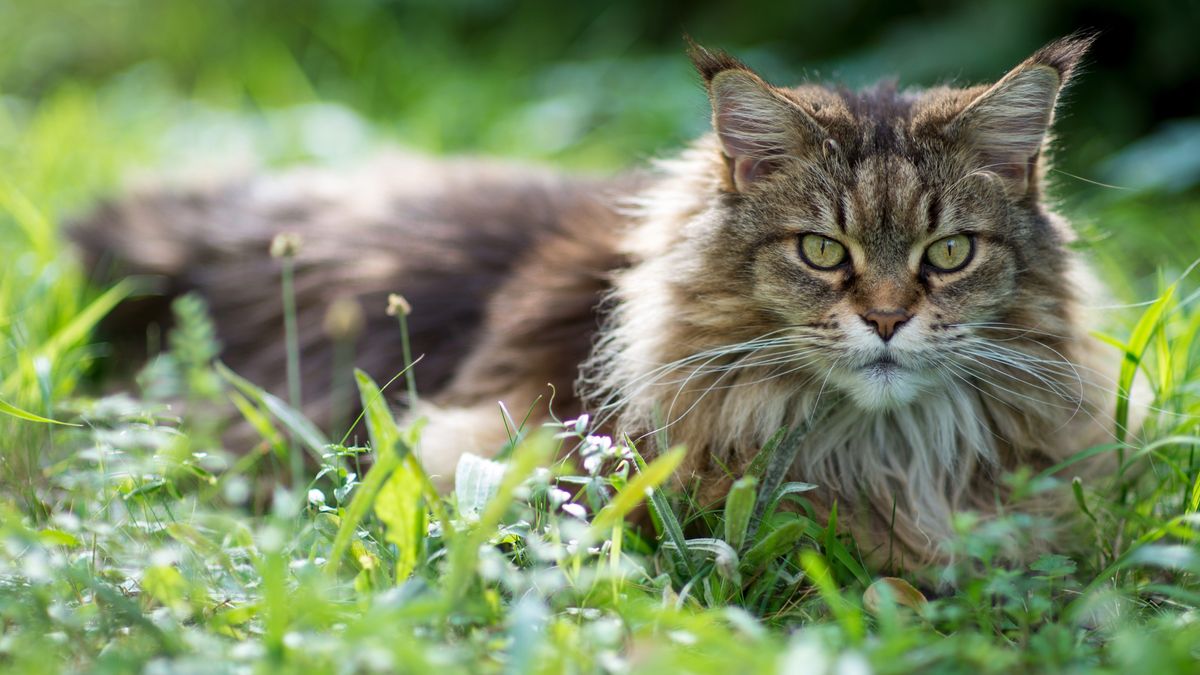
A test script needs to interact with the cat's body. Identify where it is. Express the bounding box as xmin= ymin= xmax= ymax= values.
xmin=74 ymin=36 xmax=1140 ymax=569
